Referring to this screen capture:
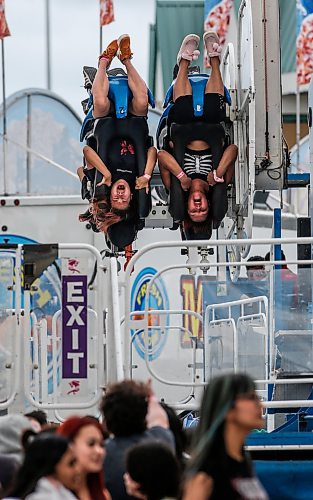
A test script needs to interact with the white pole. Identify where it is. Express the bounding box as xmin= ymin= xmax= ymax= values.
xmin=45 ymin=0 xmax=51 ymax=90
xmin=296 ymin=82 xmax=301 ymax=170
xmin=110 ymin=258 xmax=124 ymax=381
xmin=1 ymin=38 xmax=7 ymax=194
